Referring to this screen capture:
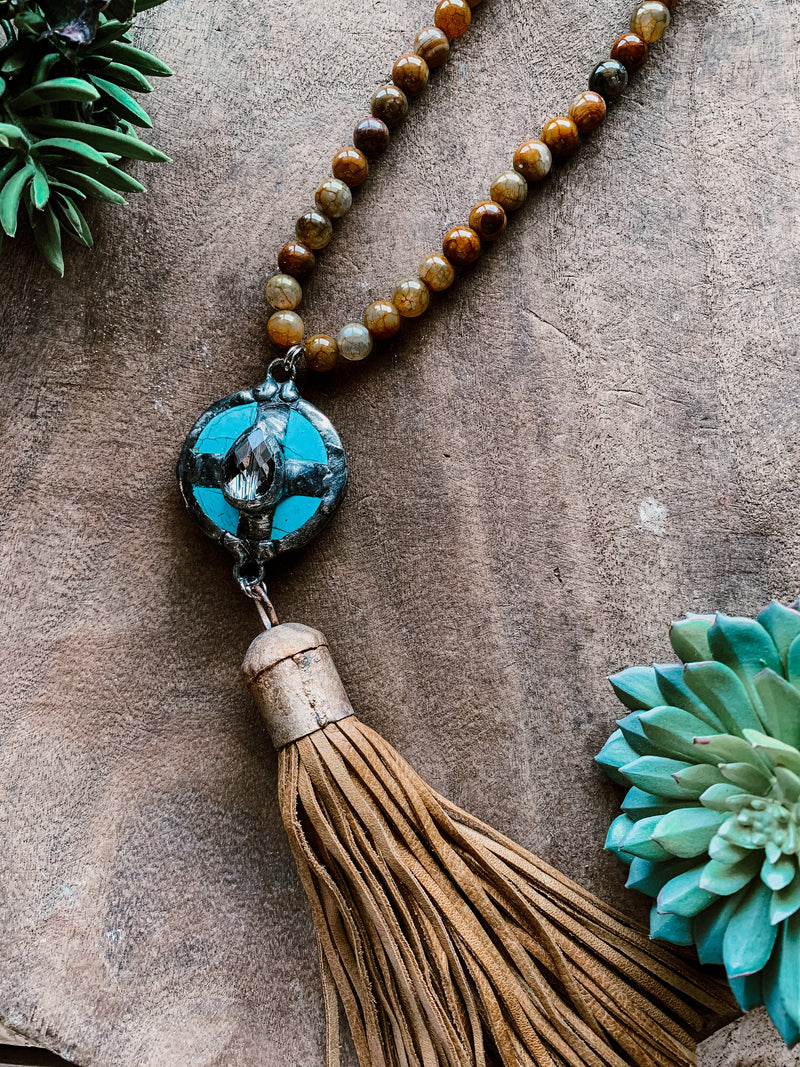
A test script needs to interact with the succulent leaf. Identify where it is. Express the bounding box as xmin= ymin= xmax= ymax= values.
xmin=598 ymin=602 xmax=800 ymax=1044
